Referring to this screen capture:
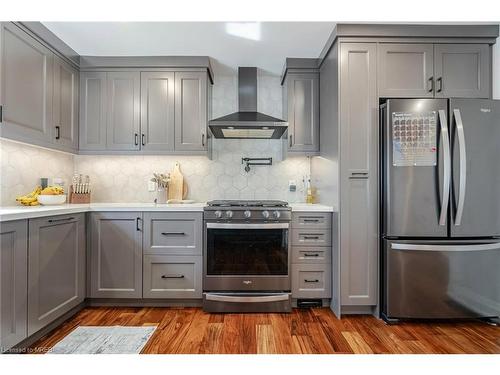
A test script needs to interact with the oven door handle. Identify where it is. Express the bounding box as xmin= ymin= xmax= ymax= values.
xmin=206 ymin=223 xmax=289 ymax=229
xmin=204 ymin=293 xmax=290 ymax=303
